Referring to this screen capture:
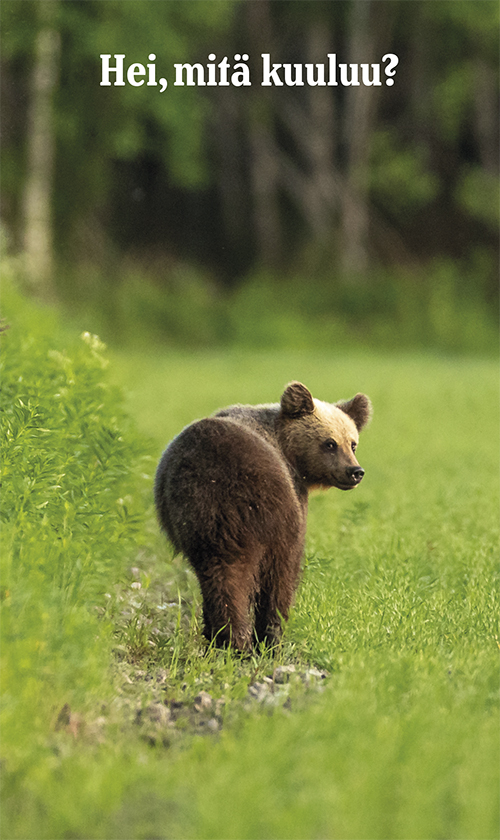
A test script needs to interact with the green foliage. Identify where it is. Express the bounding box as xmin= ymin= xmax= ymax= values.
xmin=0 ymin=280 xmax=152 ymax=779
xmin=64 ymin=259 xmax=498 ymax=355
xmin=118 ymin=266 xmax=221 ymax=347
xmin=370 ymin=130 xmax=438 ymax=215
xmin=1 ymin=0 xmax=236 ymax=250
xmin=65 ymin=0 xmax=233 ymax=185
xmin=457 ymin=167 xmax=500 ymax=228
xmin=2 ymin=0 xmax=498 ymax=291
